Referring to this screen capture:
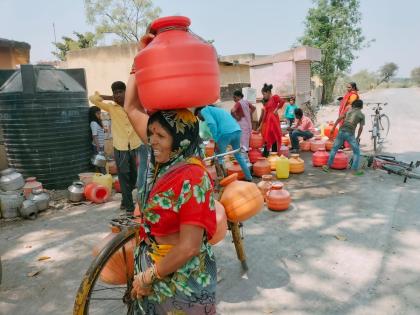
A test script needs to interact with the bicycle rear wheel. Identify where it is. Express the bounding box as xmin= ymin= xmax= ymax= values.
xmin=379 ymin=114 xmax=390 ymax=139
xmin=73 ymin=230 xmax=137 ymax=315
